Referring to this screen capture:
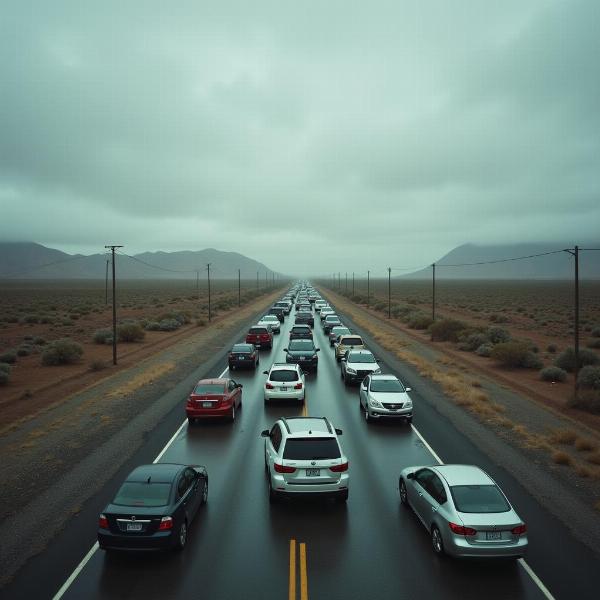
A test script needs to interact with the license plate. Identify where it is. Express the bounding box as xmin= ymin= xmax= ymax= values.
xmin=281 ymin=387 xmax=288 ymax=391
xmin=202 ymin=402 xmax=213 ymax=408
xmin=486 ymin=531 xmax=502 ymax=540
xmin=127 ymin=522 xmax=142 ymax=532
xmin=300 ymin=356 xmax=307 ymax=360
xmin=238 ymin=356 xmax=245 ymax=360
xmin=306 ymin=469 xmax=320 ymax=477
